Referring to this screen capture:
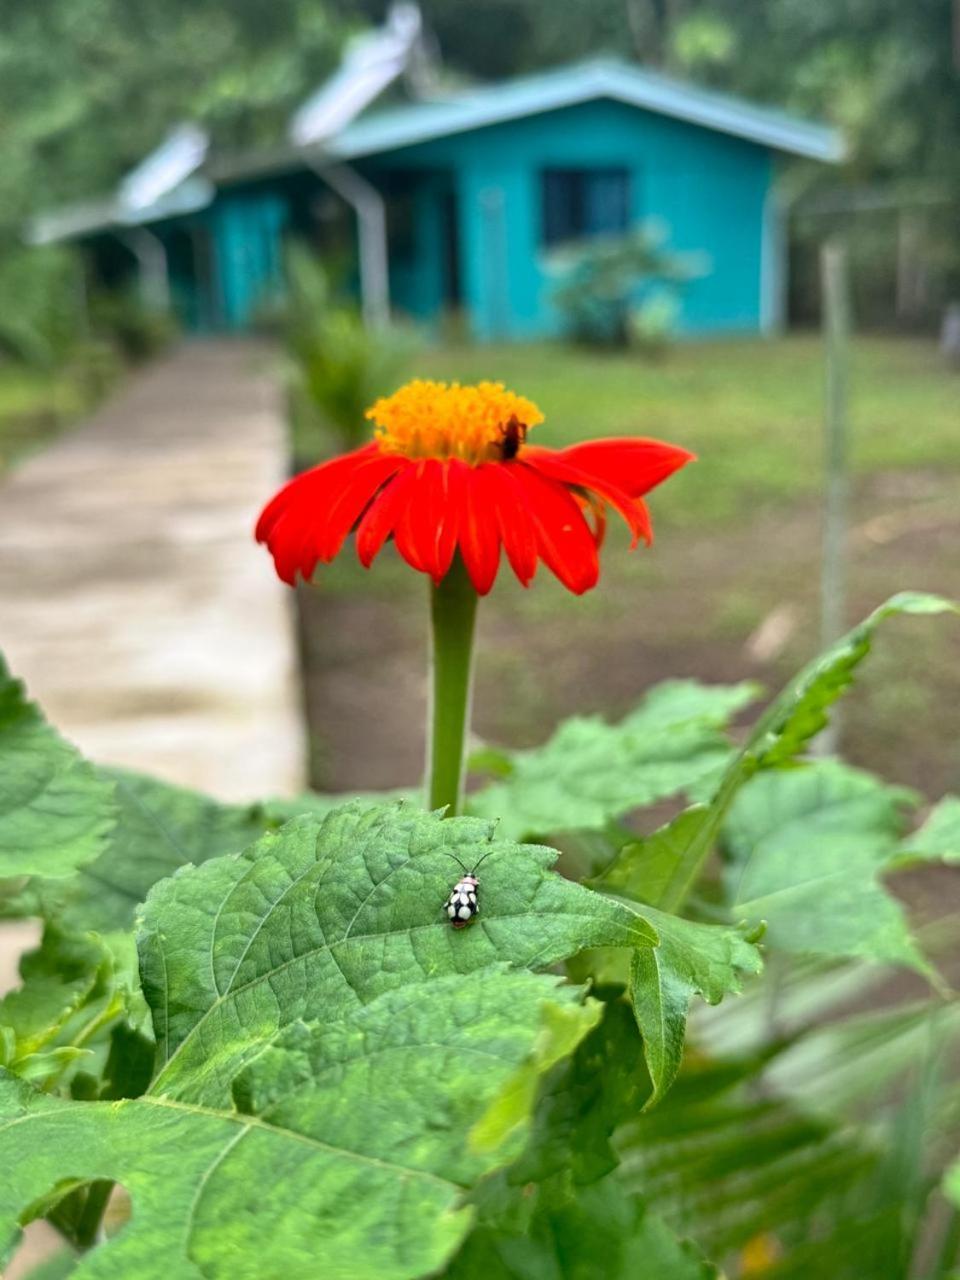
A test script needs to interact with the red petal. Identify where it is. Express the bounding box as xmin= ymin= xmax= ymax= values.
xmin=269 ymin=509 xmax=316 ymax=585
xmin=255 ymin=444 xmax=402 ymax=585
xmin=510 ymin=462 xmax=599 ymax=594
xmin=522 ymin=447 xmax=652 ymax=546
xmin=394 ymin=459 xmax=466 ymax=585
xmin=555 ymin=438 xmax=695 ymax=498
xmin=488 ymin=464 xmax=538 ymax=586
xmin=355 ymin=462 xmax=416 ymax=567
xmin=312 ymin=452 xmax=405 ymax=562
xmin=255 ymin=444 xmax=378 ymax=544
xmin=458 ymin=466 xmax=502 ymax=595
